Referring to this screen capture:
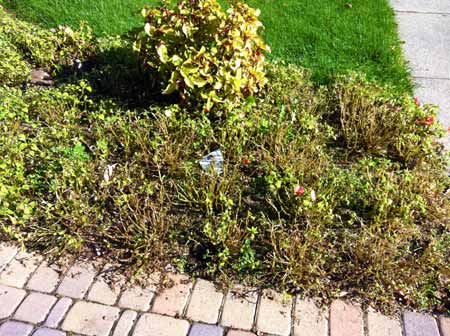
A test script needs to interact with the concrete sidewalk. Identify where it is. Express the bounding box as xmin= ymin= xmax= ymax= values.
xmin=391 ymin=0 xmax=450 ymax=149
